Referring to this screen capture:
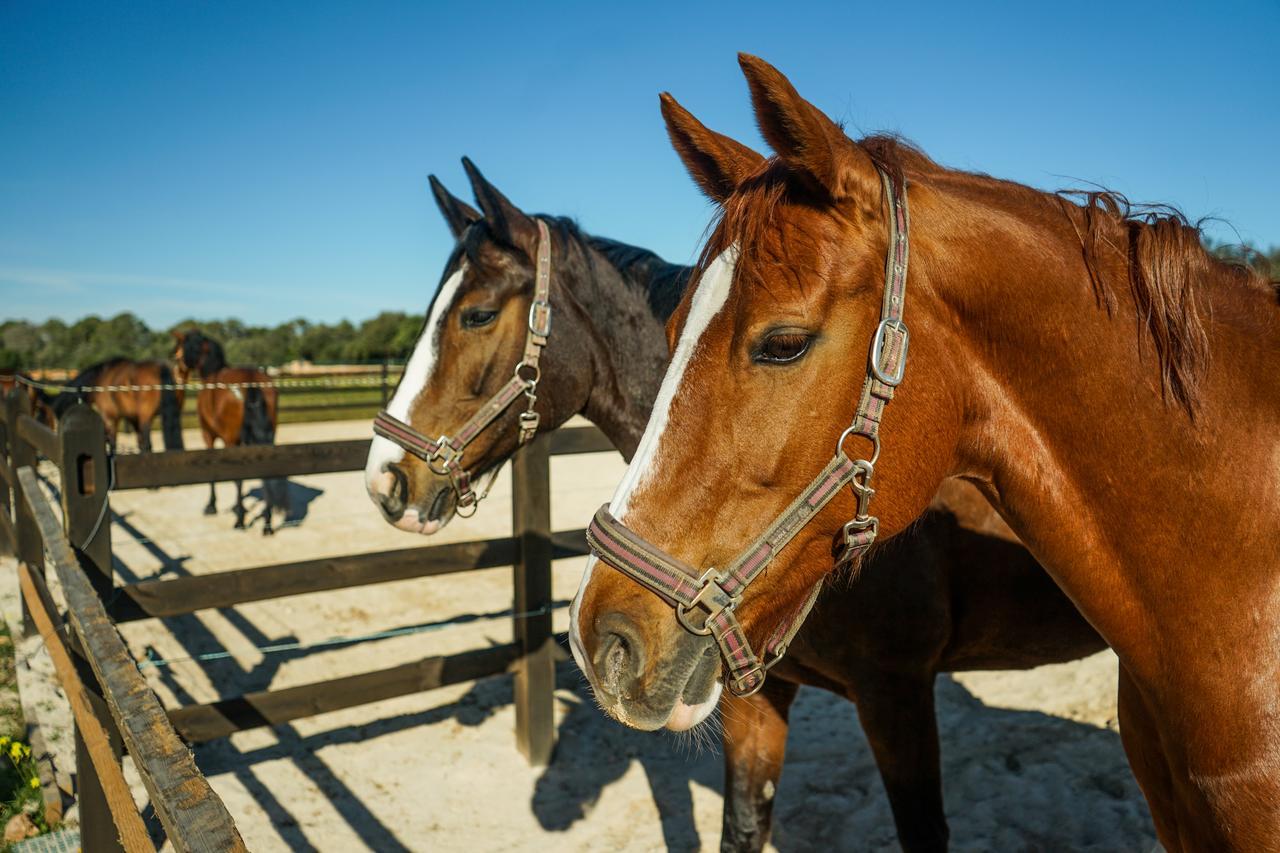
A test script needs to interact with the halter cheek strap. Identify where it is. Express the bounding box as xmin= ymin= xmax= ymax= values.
xmin=586 ymin=168 xmax=910 ymax=697
xmin=373 ymin=219 xmax=553 ymax=514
